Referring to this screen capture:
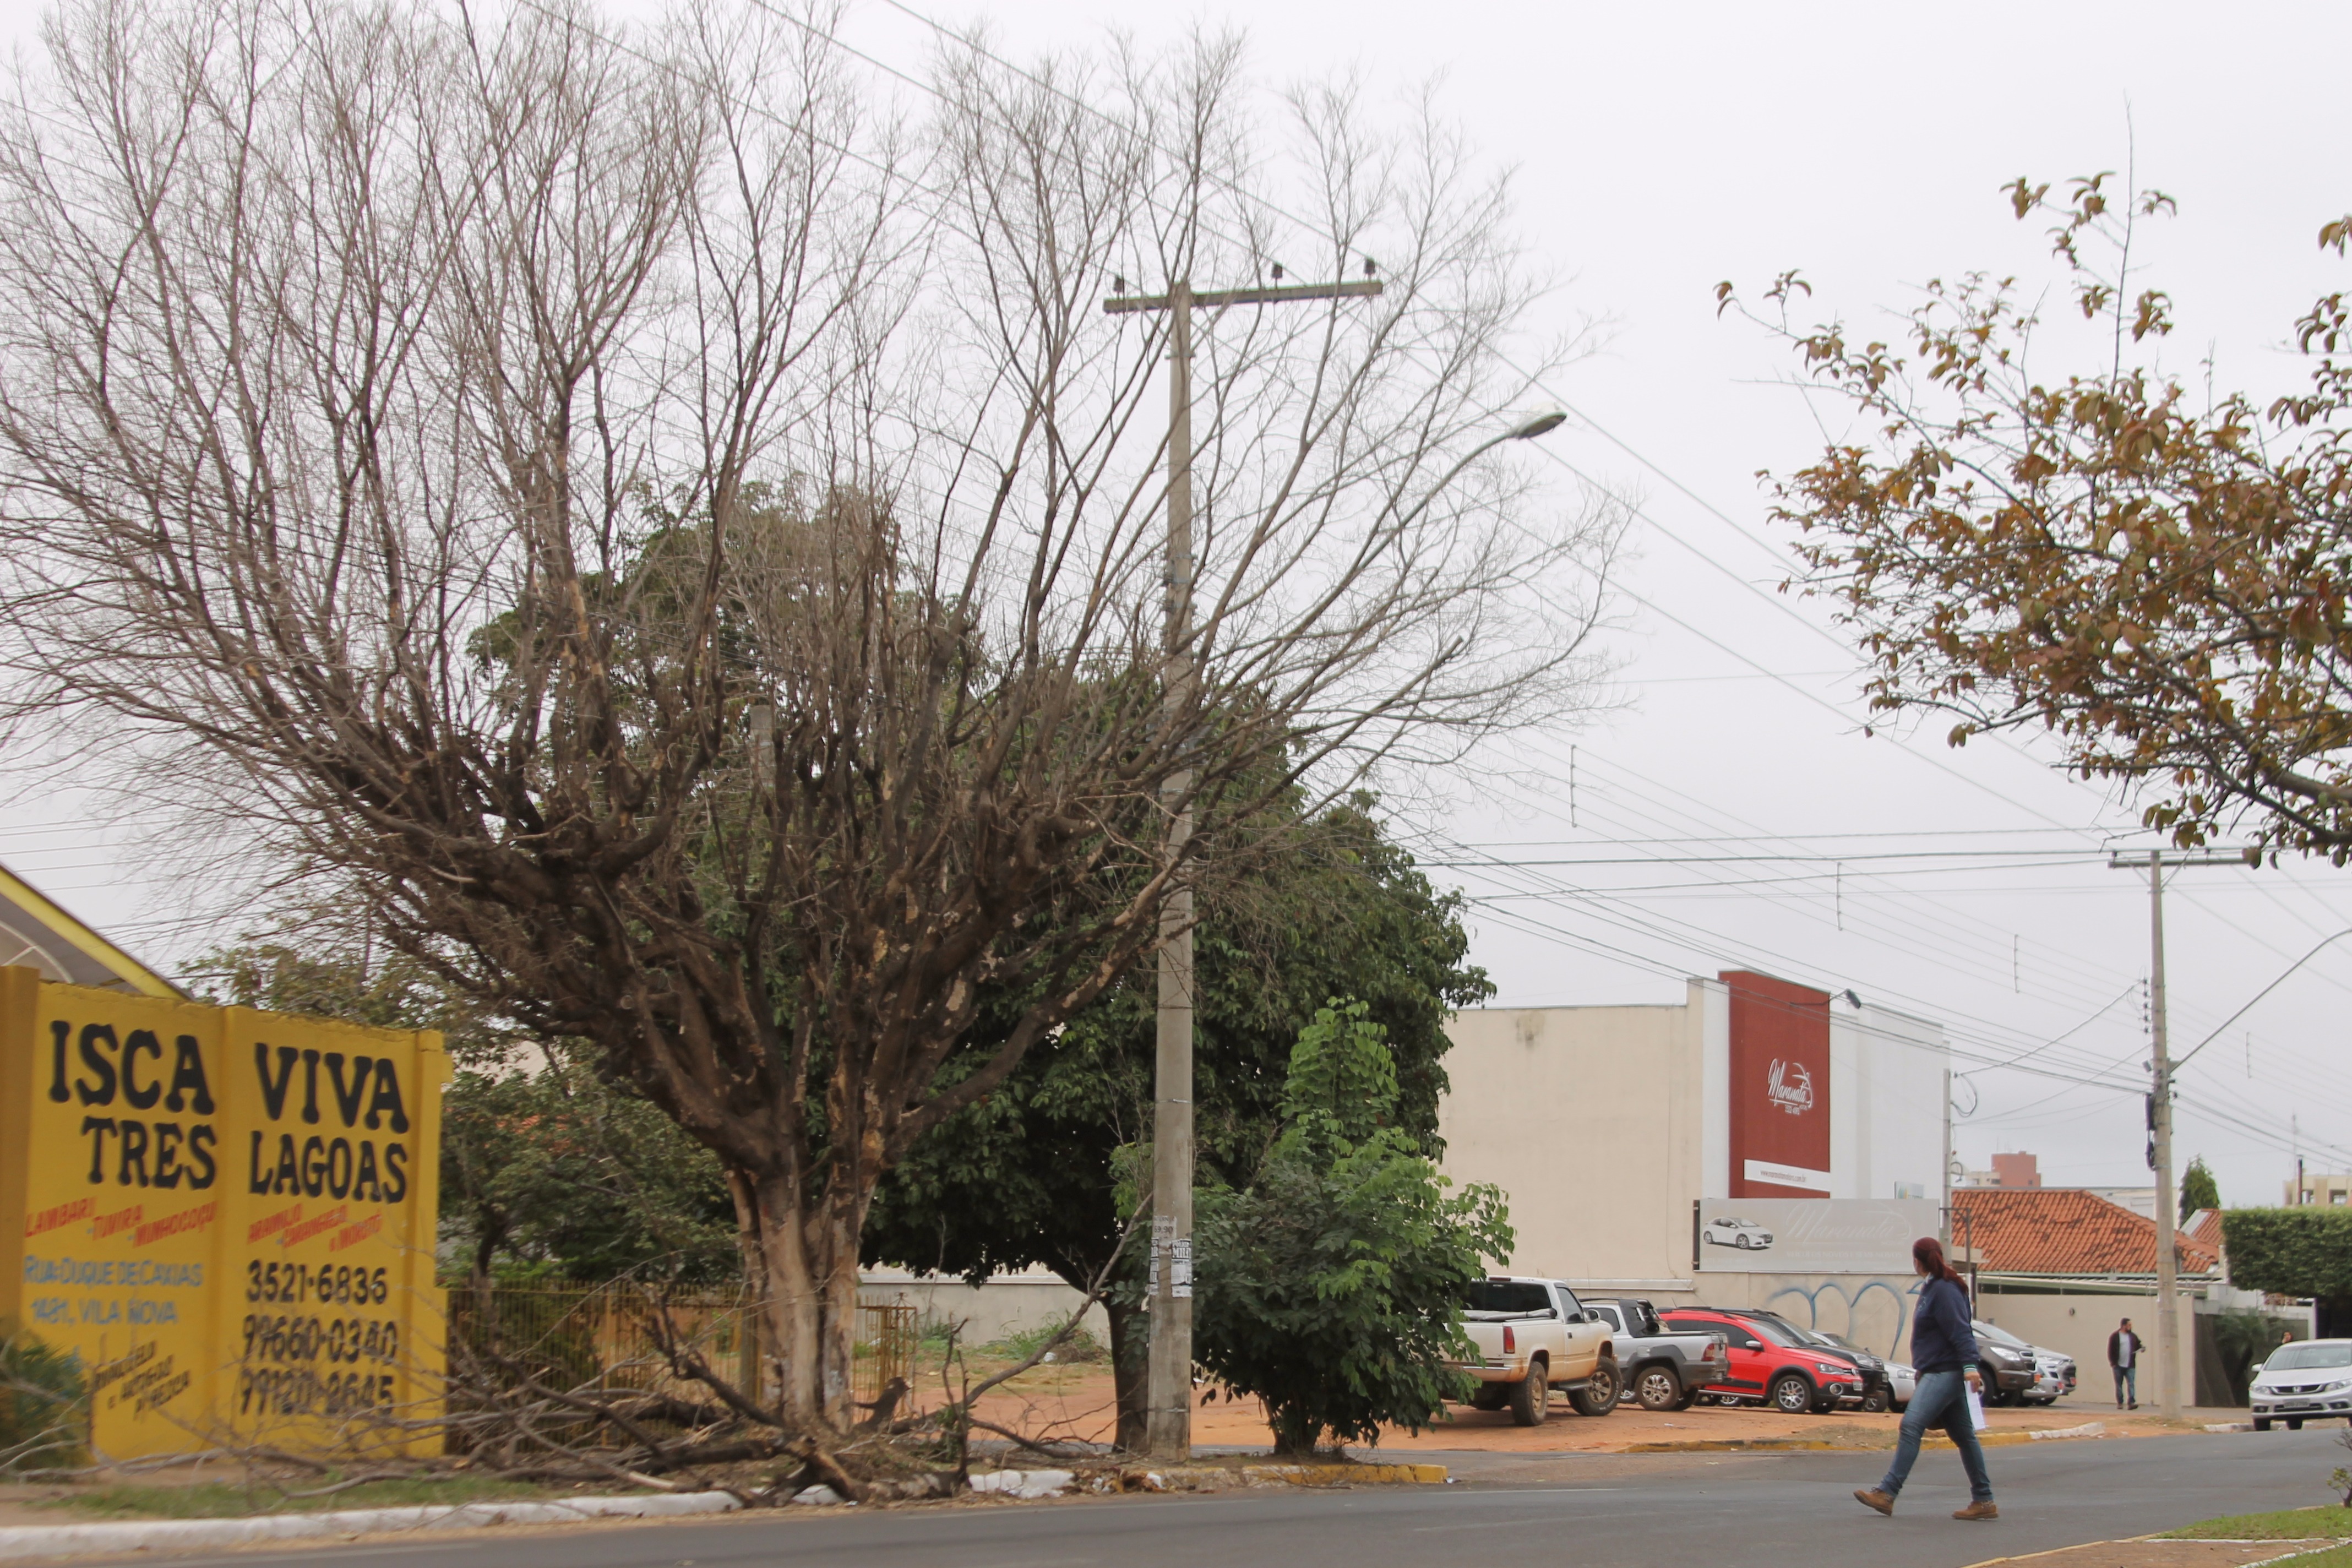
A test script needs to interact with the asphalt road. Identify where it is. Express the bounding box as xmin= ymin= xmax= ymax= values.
xmin=87 ymin=1430 xmax=2352 ymax=1568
